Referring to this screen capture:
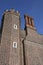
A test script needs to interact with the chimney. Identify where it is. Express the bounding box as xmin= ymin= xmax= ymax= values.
xmin=24 ymin=14 xmax=36 ymax=35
